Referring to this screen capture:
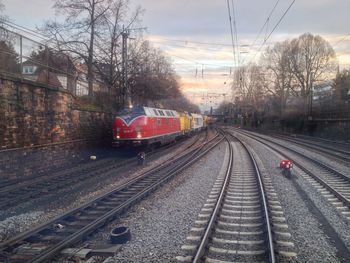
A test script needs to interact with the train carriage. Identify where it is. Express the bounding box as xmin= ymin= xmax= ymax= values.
xmin=203 ymin=115 xmax=209 ymax=127
xmin=113 ymin=106 xmax=181 ymax=146
xmin=178 ymin=111 xmax=192 ymax=135
xmin=190 ymin=113 xmax=204 ymax=132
